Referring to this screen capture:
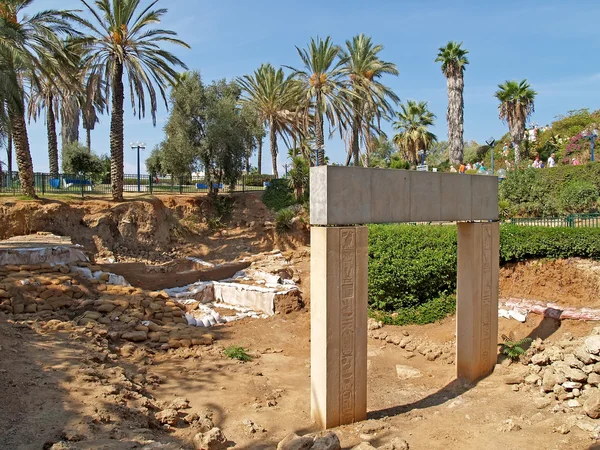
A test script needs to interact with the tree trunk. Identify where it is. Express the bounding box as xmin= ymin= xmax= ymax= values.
xmin=7 ymin=134 xmax=12 ymax=175
xmin=257 ymin=135 xmax=263 ymax=175
xmin=351 ymin=108 xmax=361 ymax=166
xmin=11 ymin=110 xmax=37 ymax=198
xmin=447 ymin=72 xmax=465 ymax=165
xmin=47 ymin=98 xmax=59 ymax=177
xmin=61 ymin=98 xmax=80 ymax=148
xmin=85 ymin=126 xmax=91 ymax=152
xmin=364 ymin=131 xmax=372 ymax=168
xmin=269 ymin=124 xmax=279 ymax=178
xmin=510 ymin=120 xmax=524 ymax=166
xmin=110 ymin=62 xmax=125 ymax=201
xmin=245 ymin=144 xmax=250 ymax=173
xmin=315 ymin=92 xmax=325 ymax=165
